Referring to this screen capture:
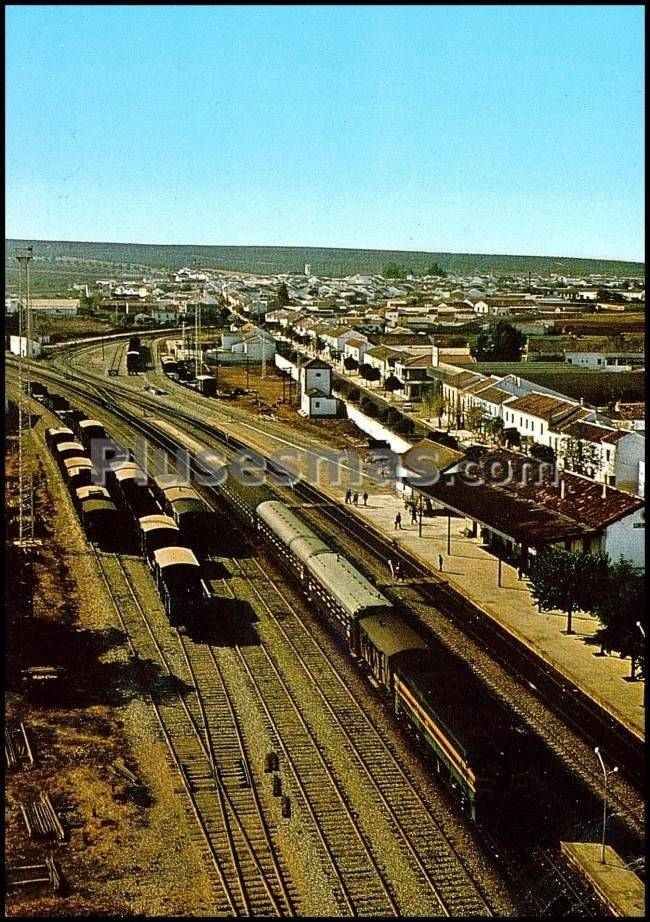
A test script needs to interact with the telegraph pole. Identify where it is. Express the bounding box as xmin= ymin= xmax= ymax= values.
xmin=15 ymin=247 xmax=36 ymax=544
